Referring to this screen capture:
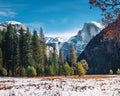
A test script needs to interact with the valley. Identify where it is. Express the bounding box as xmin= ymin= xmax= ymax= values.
xmin=0 ymin=75 xmax=120 ymax=96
